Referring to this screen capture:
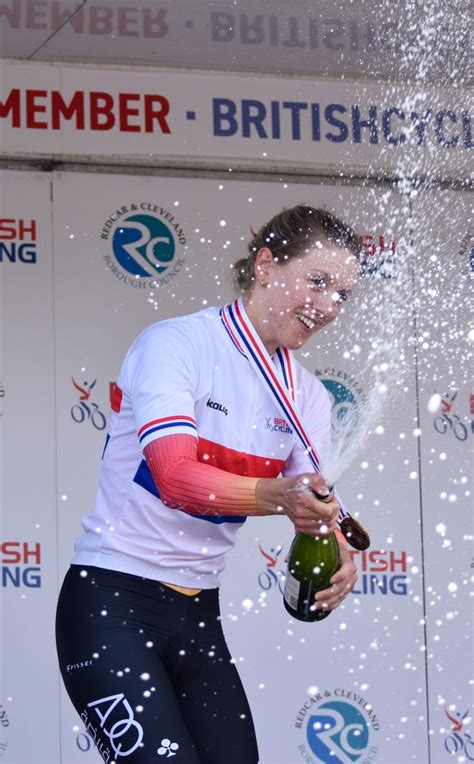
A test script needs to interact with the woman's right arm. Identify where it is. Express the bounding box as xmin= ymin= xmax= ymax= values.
xmin=144 ymin=434 xmax=340 ymax=534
